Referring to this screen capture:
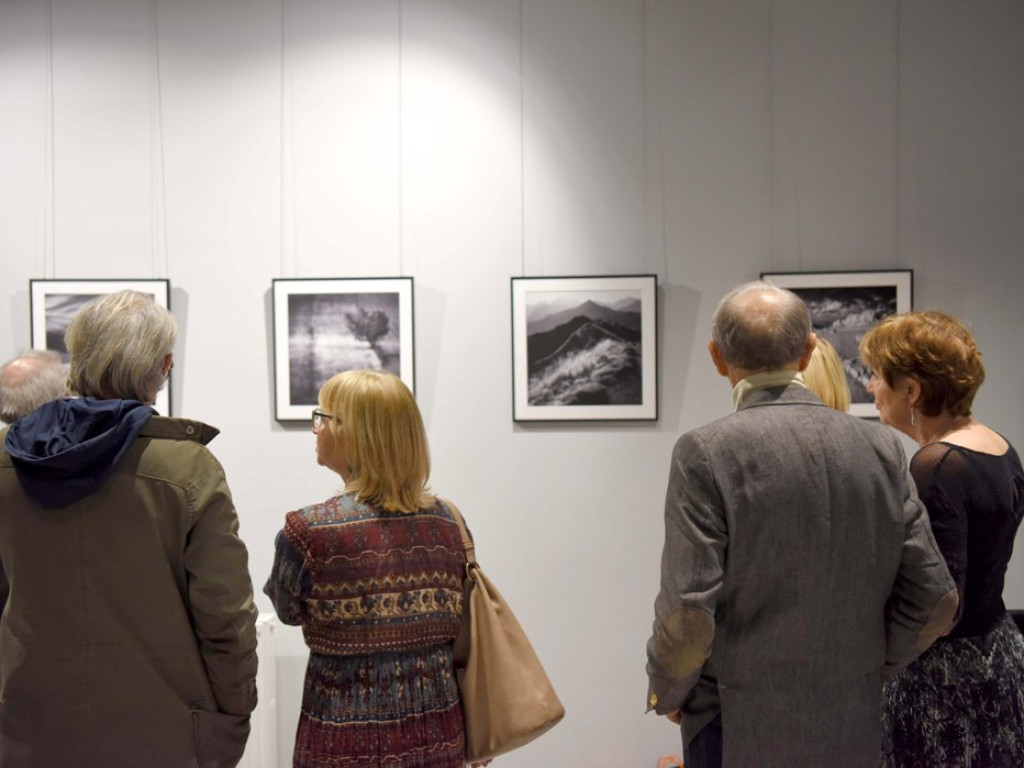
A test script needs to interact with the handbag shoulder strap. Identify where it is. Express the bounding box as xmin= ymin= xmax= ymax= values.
xmin=443 ymin=498 xmax=478 ymax=566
